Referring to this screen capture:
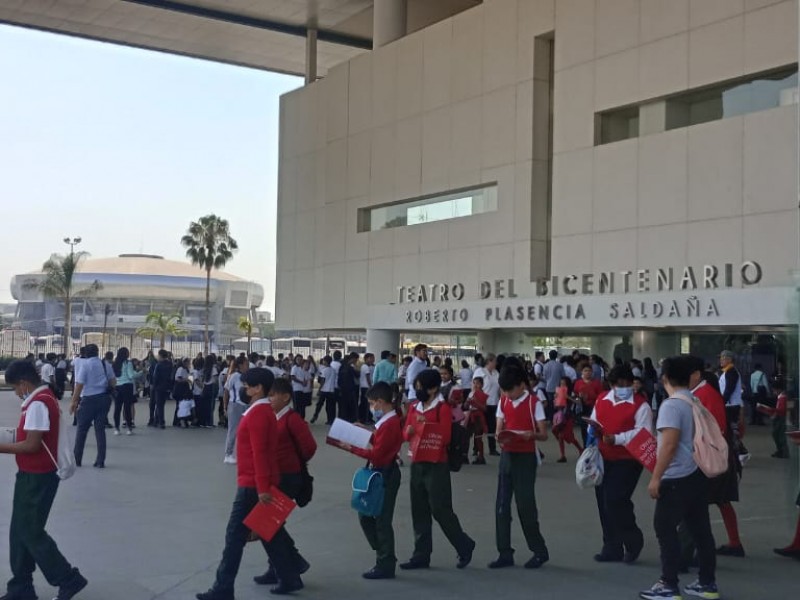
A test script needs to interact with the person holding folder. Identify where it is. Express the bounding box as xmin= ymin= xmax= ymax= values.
xmin=196 ymin=368 xmax=303 ymax=600
xmin=340 ymin=382 xmax=404 ymax=580
xmin=400 ymin=369 xmax=476 ymax=571
xmin=490 ymin=365 xmax=550 ymax=570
